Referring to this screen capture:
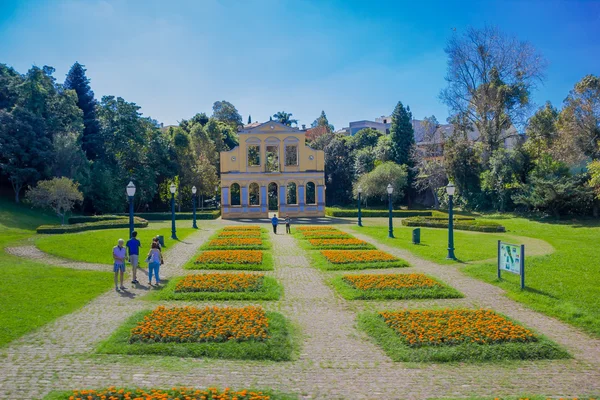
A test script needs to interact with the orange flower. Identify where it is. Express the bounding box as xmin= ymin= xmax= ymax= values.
xmin=296 ymin=226 xmax=338 ymax=231
xmin=380 ymin=309 xmax=537 ymax=347
xmin=208 ymin=238 xmax=263 ymax=247
xmin=218 ymin=231 xmax=261 ymax=238
xmin=196 ymin=250 xmax=262 ymax=264
xmin=223 ymin=225 xmax=261 ymax=231
xmin=67 ymin=387 xmax=270 ymax=400
xmin=308 ymin=238 xmax=370 ymax=247
xmin=175 ymin=273 xmax=264 ymax=292
xmin=343 ymin=274 xmax=441 ymax=290
xmin=321 ymin=250 xmax=398 ymax=264
xmin=300 ymin=231 xmax=350 ymax=238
